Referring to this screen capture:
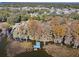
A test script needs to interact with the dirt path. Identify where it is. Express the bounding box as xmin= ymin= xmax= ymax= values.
xmin=44 ymin=44 xmax=79 ymax=57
